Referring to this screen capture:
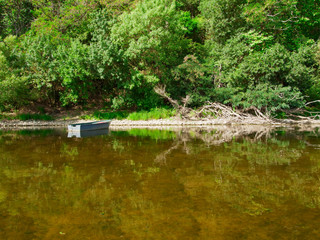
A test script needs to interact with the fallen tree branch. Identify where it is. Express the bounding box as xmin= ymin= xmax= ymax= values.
xmin=154 ymin=85 xmax=320 ymax=123
xmin=154 ymin=85 xmax=272 ymax=121
xmin=154 ymin=85 xmax=192 ymax=119
xmin=306 ymin=100 xmax=320 ymax=106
